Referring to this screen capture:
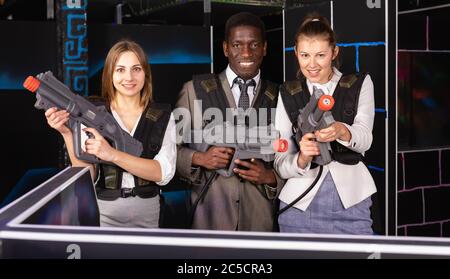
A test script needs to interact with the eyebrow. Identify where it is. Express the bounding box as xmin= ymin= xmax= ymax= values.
xmin=115 ymin=64 xmax=142 ymax=68
xmin=299 ymin=51 xmax=327 ymax=54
